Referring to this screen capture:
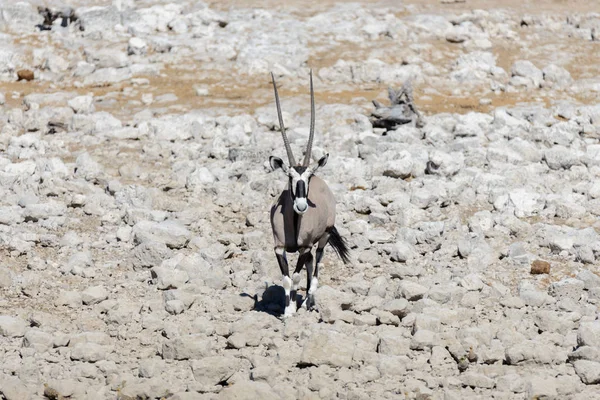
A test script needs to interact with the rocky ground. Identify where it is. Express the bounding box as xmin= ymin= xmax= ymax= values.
xmin=1 ymin=0 xmax=600 ymax=399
